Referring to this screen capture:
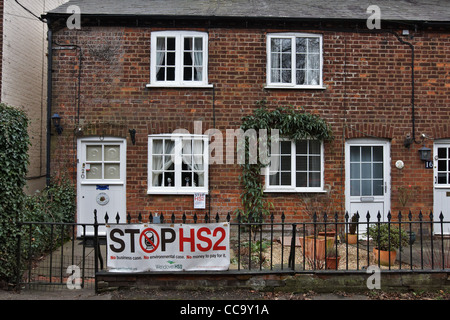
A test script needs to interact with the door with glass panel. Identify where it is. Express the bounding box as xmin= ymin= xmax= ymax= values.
xmin=77 ymin=137 xmax=126 ymax=236
xmin=433 ymin=142 xmax=450 ymax=234
xmin=345 ymin=139 xmax=391 ymax=233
